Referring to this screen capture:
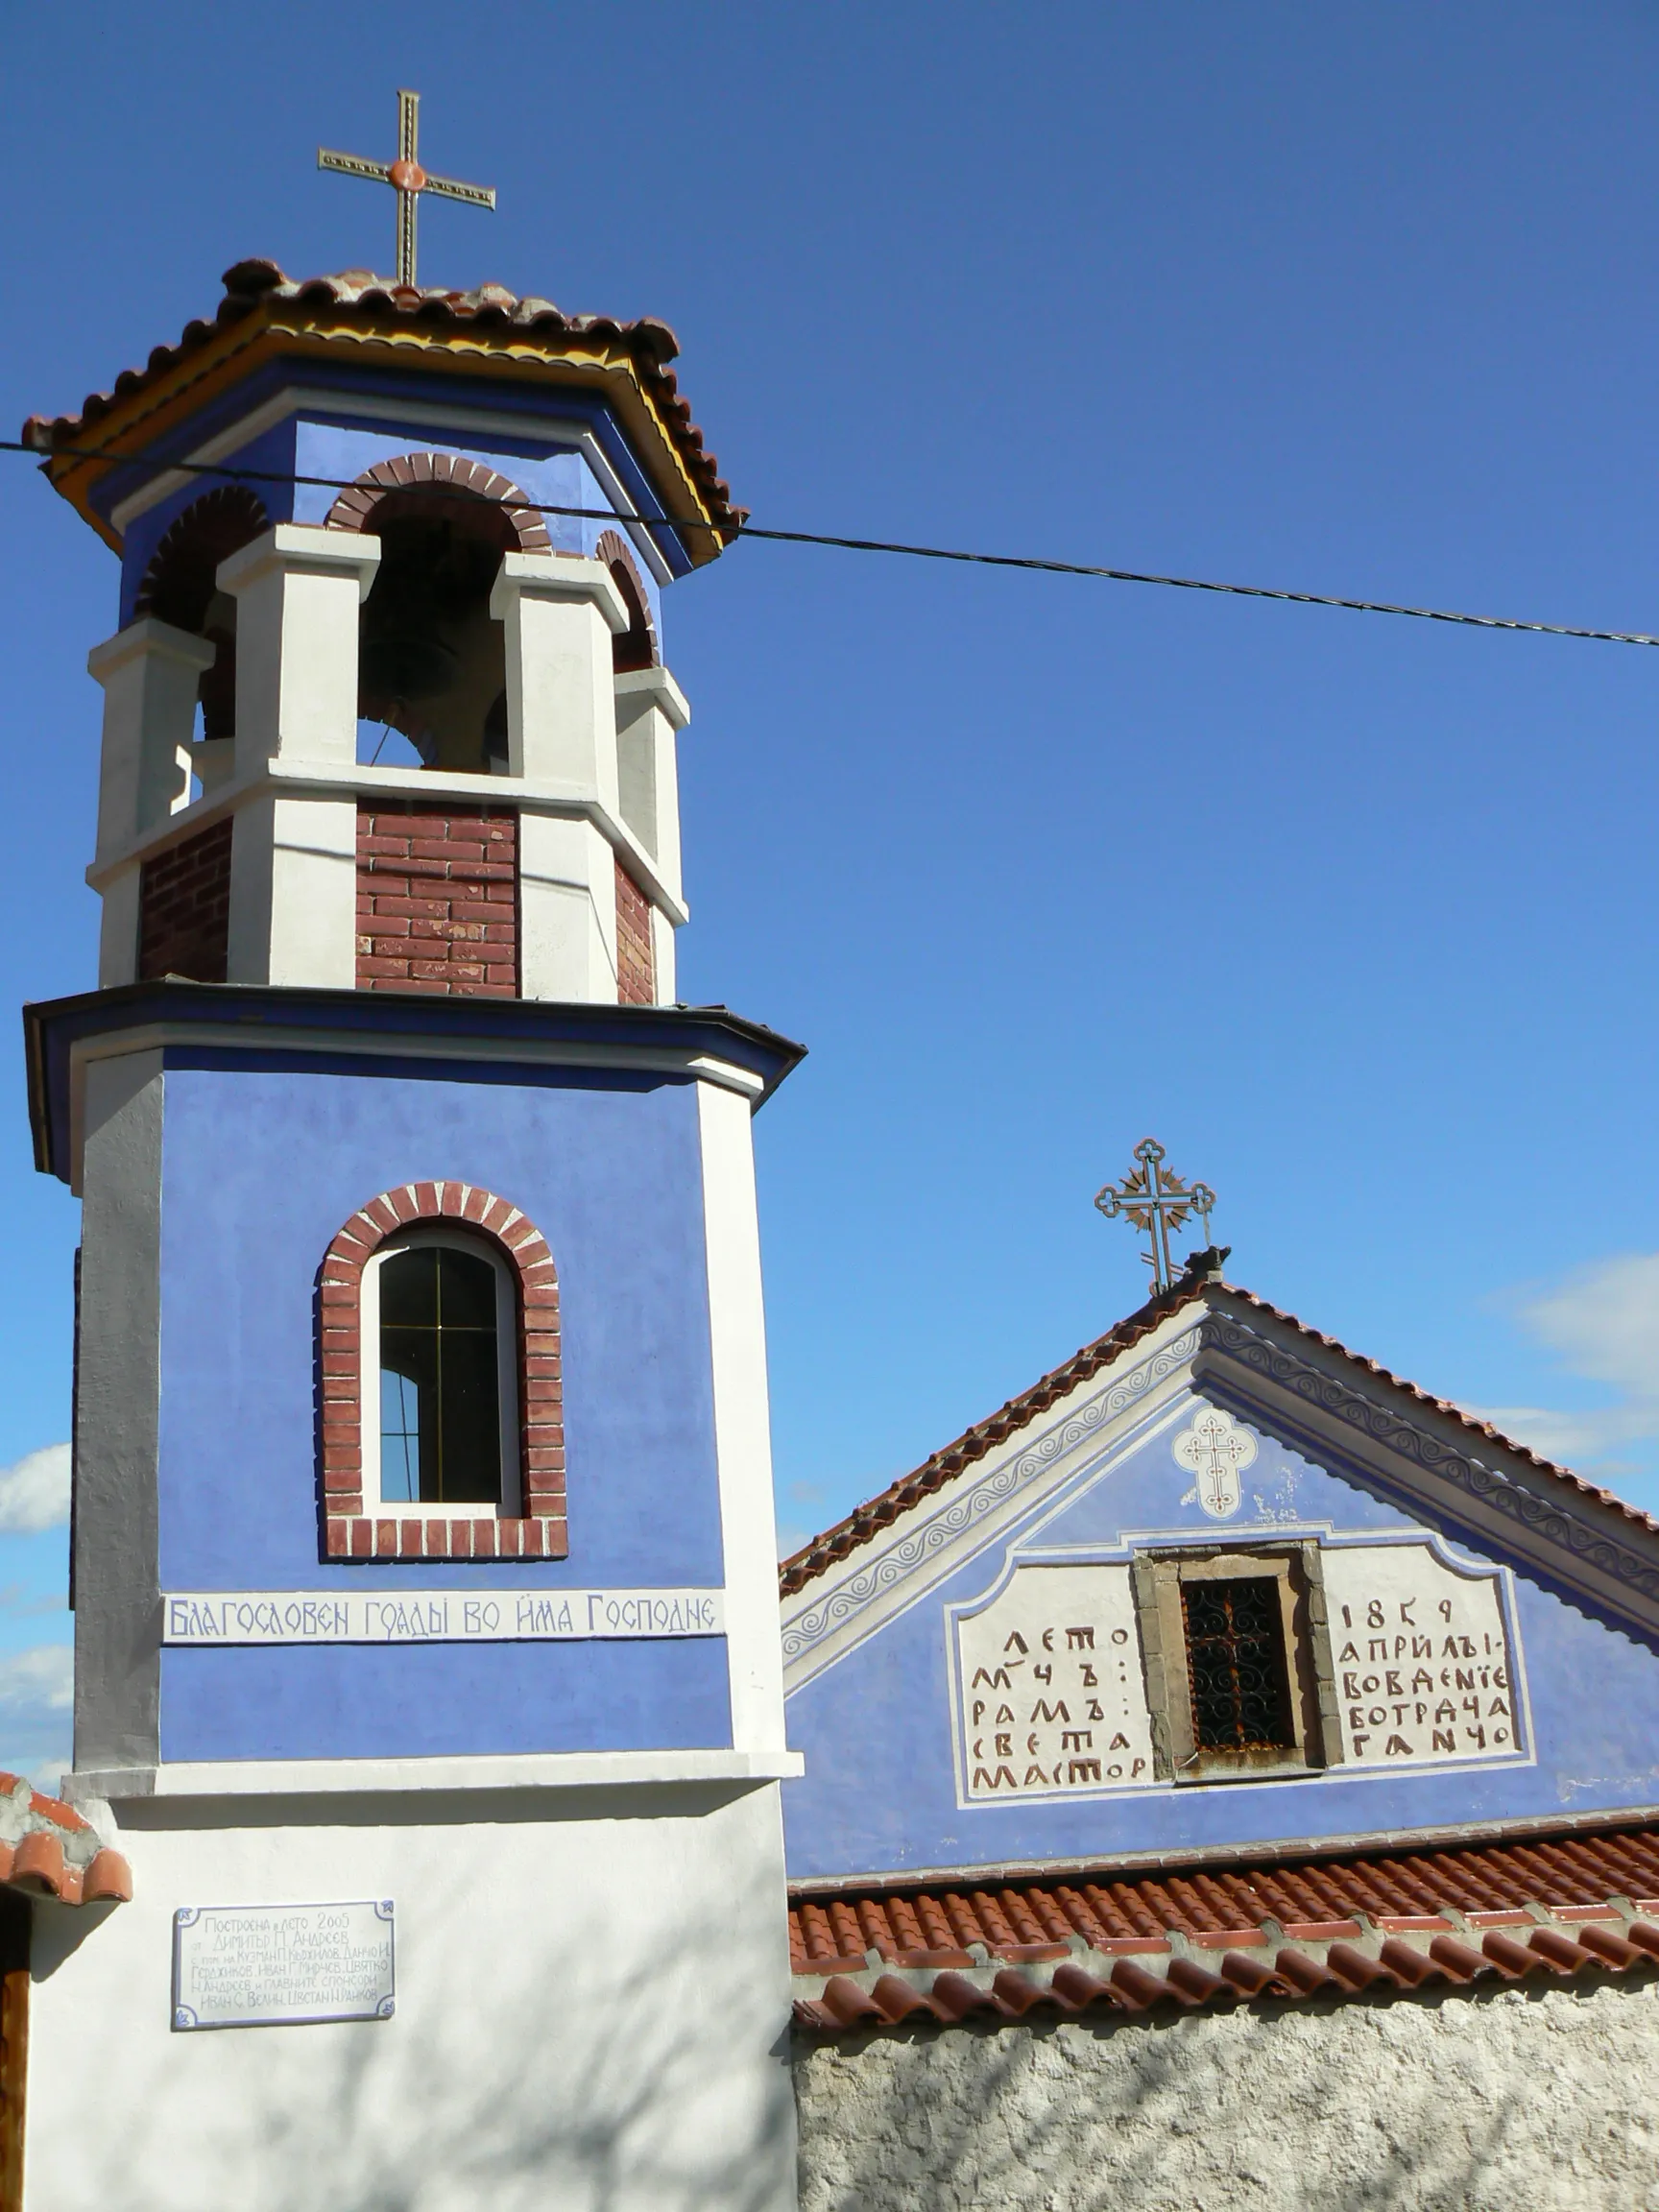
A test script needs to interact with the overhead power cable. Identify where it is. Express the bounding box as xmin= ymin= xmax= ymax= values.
xmin=5 ymin=436 xmax=1655 ymax=650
